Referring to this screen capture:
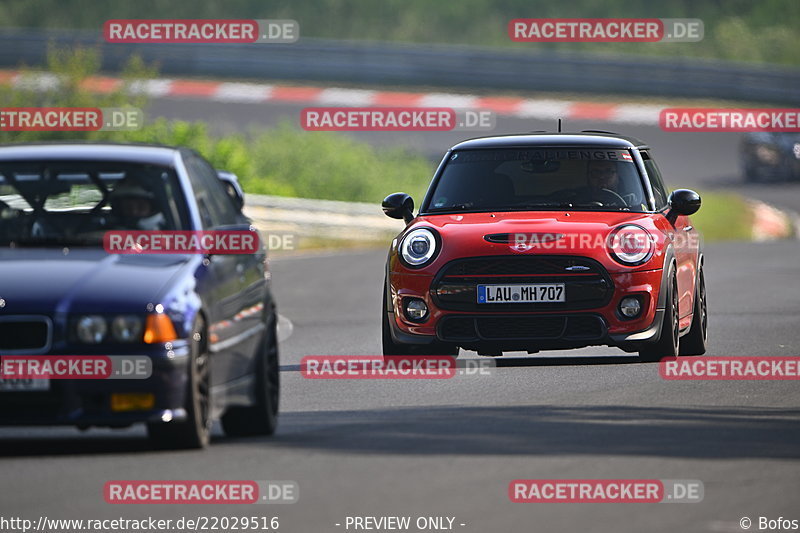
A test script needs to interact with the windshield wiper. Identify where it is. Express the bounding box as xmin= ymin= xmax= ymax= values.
xmin=570 ymin=204 xmax=631 ymax=211
xmin=428 ymin=203 xmax=474 ymax=212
